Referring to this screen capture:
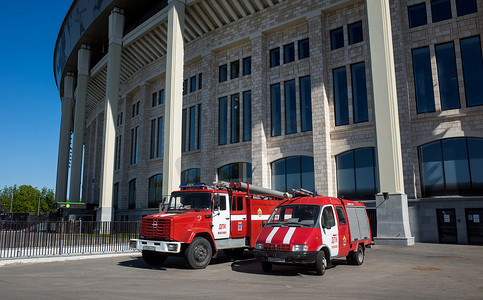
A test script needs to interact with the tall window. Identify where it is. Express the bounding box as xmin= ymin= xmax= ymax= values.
xmin=456 ymin=0 xmax=477 ymax=17
xmin=298 ymin=38 xmax=310 ymax=59
xmin=460 ymin=36 xmax=483 ymax=107
xmin=333 ymin=67 xmax=349 ymax=125
xmin=348 ymin=21 xmax=363 ymax=45
xmin=157 ymin=117 xmax=163 ymax=157
xmin=151 ymin=118 xmax=163 ymax=159
xmin=408 ymin=3 xmax=427 ymax=28
xmin=189 ymin=106 xmax=196 ymax=151
xmin=181 ymin=169 xmax=201 ymax=184
xmin=243 ymin=57 xmax=252 ymax=75
xmin=231 ymin=94 xmax=240 ymax=143
xmin=132 ymin=101 xmax=139 ymax=118
xmin=148 ymin=174 xmax=163 ymax=208
xmin=198 ymin=73 xmax=203 ymax=89
xmin=412 ymin=47 xmax=435 ymax=113
xmin=113 ymin=183 xmax=119 ymax=210
xmin=152 ymin=92 xmax=158 ymax=107
xmin=190 ymin=76 xmax=197 ymax=93
xmin=336 ymin=148 xmax=378 ymax=200
xmin=431 ymin=0 xmax=451 ymax=23
xmin=130 ymin=127 xmax=139 ymax=165
xmin=159 ymin=89 xmax=165 ymax=105
xmin=197 ymin=104 xmax=202 ymax=149
xmin=284 ymin=79 xmax=297 ymax=134
xmin=231 ymin=60 xmax=239 ymax=79
xmin=218 ymin=163 xmax=252 ymax=183
xmin=271 ymin=83 xmax=281 ymax=136
xmin=331 ymin=27 xmax=344 ymax=50
xmin=419 ymin=138 xmax=483 ymax=197
xmin=128 ymin=179 xmax=136 ymax=209
xmin=182 ymin=109 xmax=187 ymax=151
xmin=114 ymin=135 xmax=122 ymax=170
xmin=150 ymin=119 xmax=156 ymax=159
xmin=284 ymin=43 xmax=295 ymax=64
xmin=183 ymin=79 xmax=188 ymax=95
xmin=351 ymin=62 xmax=368 ymax=123
xmin=300 ymin=76 xmax=312 ymax=132
xmin=270 ymin=48 xmax=280 ymax=67
xmin=271 ymin=156 xmax=315 ymax=192
xmin=243 ymin=91 xmax=252 ymax=141
xmin=219 ymin=97 xmax=228 ymax=145
xmin=435 ymin=42 xmax=460 ymax=110
xmin=219 ymin=64 xmax=228 ymax=82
